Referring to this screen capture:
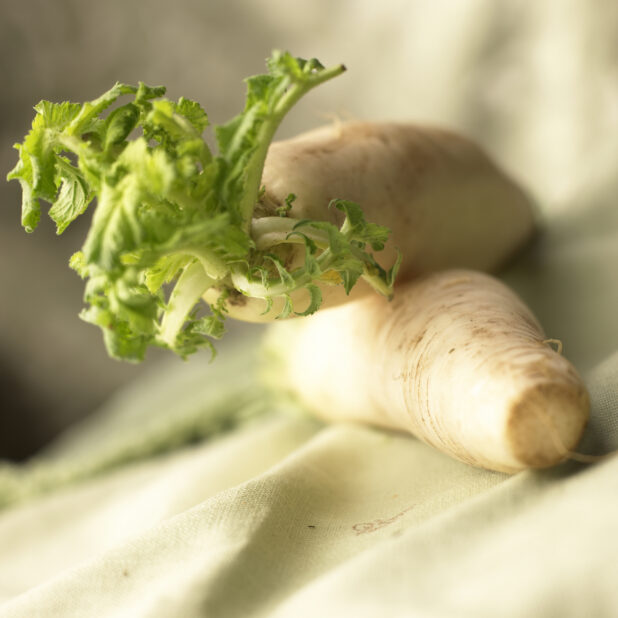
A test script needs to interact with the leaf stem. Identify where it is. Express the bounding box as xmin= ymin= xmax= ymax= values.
xmin=158 ymin=260 xmax=215 ymax=347
xmin=237 ymin=63 xmax=346 ymax=234
xmin=251 ymin=216 xmax=330 ymax=250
